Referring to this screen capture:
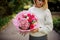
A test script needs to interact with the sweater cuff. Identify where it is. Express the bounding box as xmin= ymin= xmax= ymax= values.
xmin=38 ymin=25 xmax=50 ymax=34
